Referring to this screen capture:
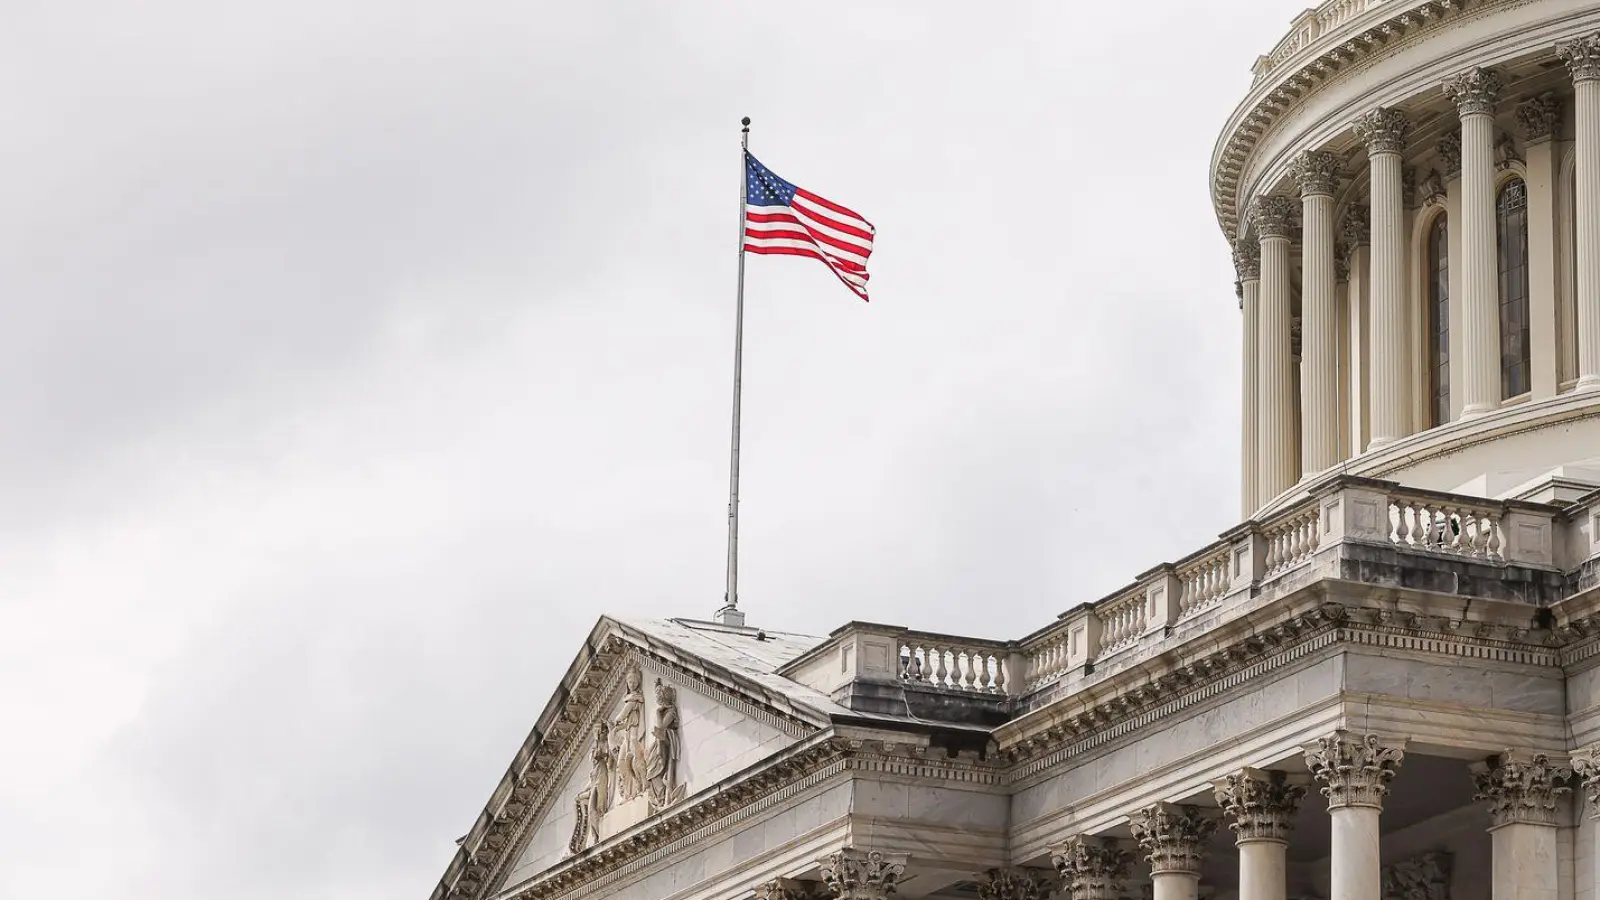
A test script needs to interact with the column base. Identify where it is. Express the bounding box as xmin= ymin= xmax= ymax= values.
xmin=1576 ymin=375 xmax=1600 ymax=392
xmin=1461 ymin=402 xmax=1496 ymax=418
